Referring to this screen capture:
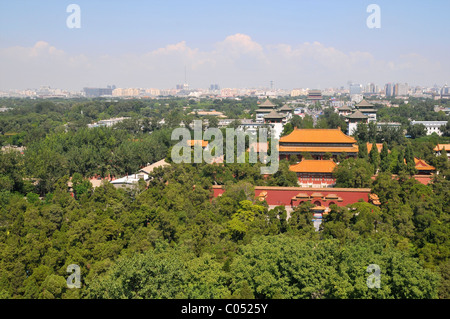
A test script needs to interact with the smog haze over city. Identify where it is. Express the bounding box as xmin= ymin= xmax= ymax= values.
xmin=0 ymin=0 xmax=449 ymax=91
